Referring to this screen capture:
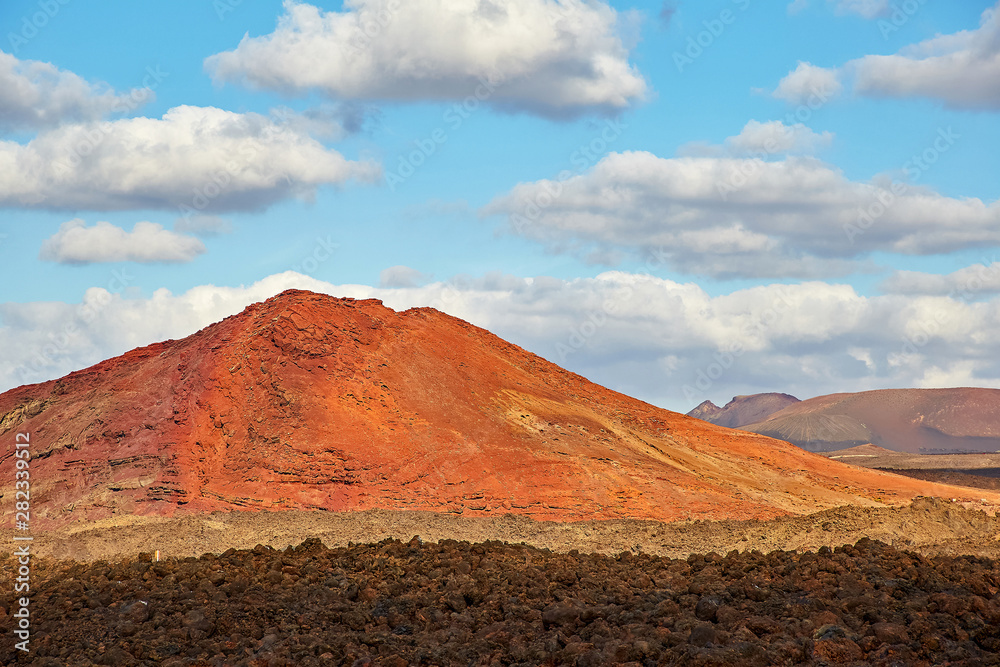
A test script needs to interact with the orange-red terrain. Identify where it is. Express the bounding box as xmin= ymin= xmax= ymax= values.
xmin=2 ymin=289 xmax=997 ymax=529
